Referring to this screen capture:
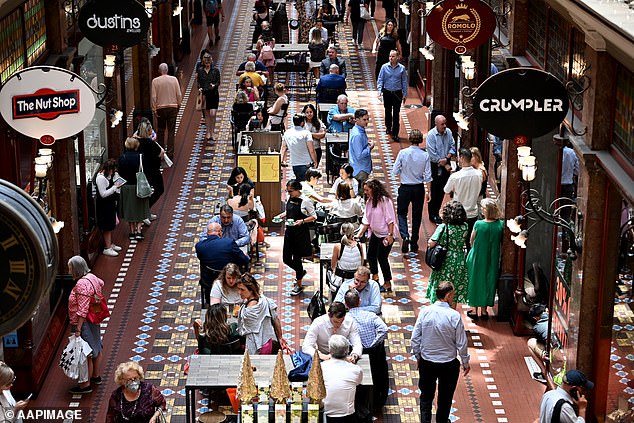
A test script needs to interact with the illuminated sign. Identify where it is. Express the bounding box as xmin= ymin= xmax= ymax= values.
xmin=78 ymin=0 xmax=150 ymax=48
